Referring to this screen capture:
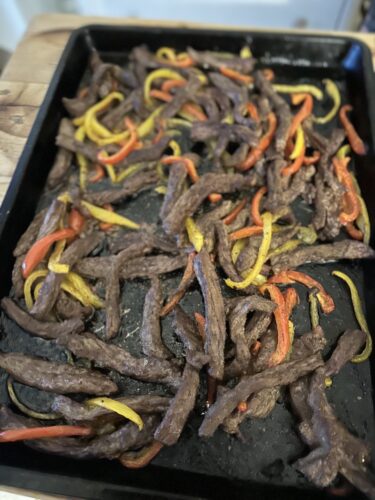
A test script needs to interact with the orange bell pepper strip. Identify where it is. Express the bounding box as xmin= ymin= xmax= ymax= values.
xmin=240 ymin=112 xmax=277 ymax=171
xmin=22 ymin=228 xmax=76 ymax=278
xmin=0 ymin=425 xmax=91 ymax=442
xmin=219 ymin=66 xmax=253 ymax=85
xmin=160 ymin=252 xmax=196 ymax=317
xmin=283 ymin=287 xmax=299 ymax=318
xmin=120 ymin=440 xmax=164 ymax=468
xmin=281 ymin=144 xmax=306 ymax=176
xmin=303 ymin=150 xmax=320 ymax=165
xmin=339 ymin=105 xmax=366 ymax=155
xmin=161 ymin=155 xmax=221 ymax=203
xmin=228 ymin=225 xmax=263 ymax=241
xmin=89 ymin=164 xmax=105 ymax=183
xmin=259 ymin=283 xmax=290 ymax=366
xmin=346 ymin=222 xmax=363 ymax=241
xmin=245 ymin=102 xmax=260 ymax=122
xmin=97 ymin=117 xmax=138 ymax=165
xmin=251 ymin=187 xmax=267 ymax=226
xmin=332 ymin=156 xmax=360 ymax=224
xmin=288 ymin=93 xmax=313 ymax=139
xmin=68 ymin=209 xmax=85 ymax=234
xmin=223 ymin=197 xmax=248 ymax=225
xmin=161 ymin=79 xmax=187 ymax=92
xmin=237 ymin=401 xmax=248 ymax=413
xmin=268 ymin=270 xmax=335 ymax=314
xmin=149 ymin=89 xmax=207 ymax=121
